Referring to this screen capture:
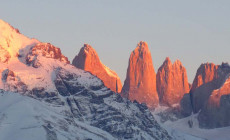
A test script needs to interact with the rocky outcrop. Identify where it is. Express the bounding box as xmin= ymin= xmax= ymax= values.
xmin=72 ymin=44 xmax=122 ymax=93
xmin=26 ymin=43 xmax=70 ymax=67
xmin=197 ymin=63 xmax=230 ymax=128
xmin=198 ymin=75 xmax=230 ymax=128
xmin=208 ymin=74 xmax=230 ymax=107
xmin=189 ymin=63 xmax=222 ymax=113
xmin=1 ymin=69 xmax=27 ymax=93
xmin=0 ymin=46 xmax=10 ymax=63
xmin=0 ymin=20 xmax=172 ymax=139
xmin=180 ymin=62 xmax=230 ymax=128
xmin=121 ymin=41 xmax=159 ymax=108
xmin=190 ymin=63 xmax=219 ymax=92
xmin=156 ymin=57 xmax=190 ymax=106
